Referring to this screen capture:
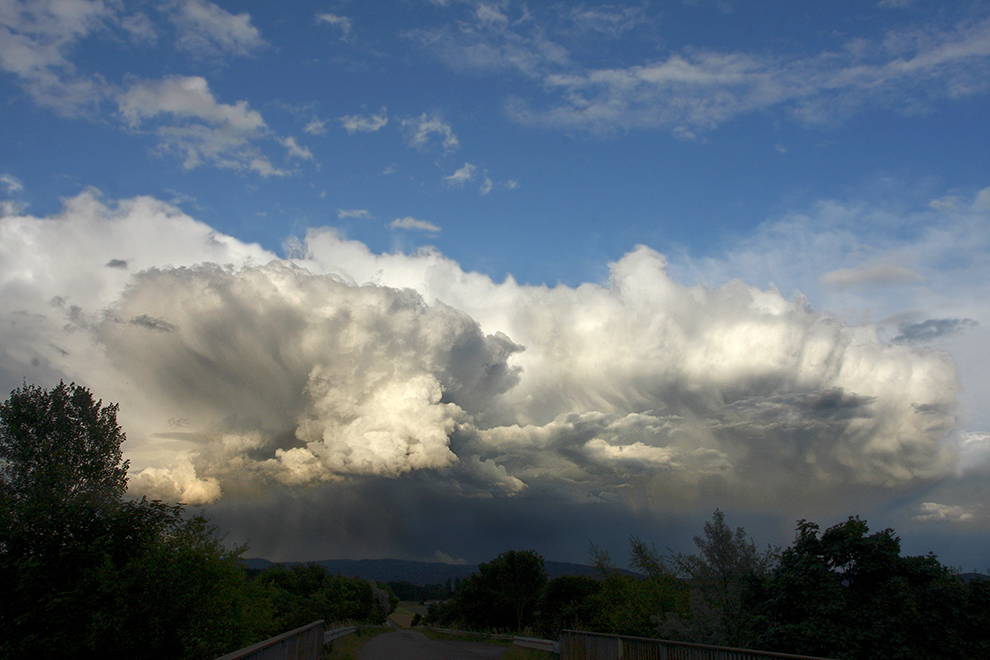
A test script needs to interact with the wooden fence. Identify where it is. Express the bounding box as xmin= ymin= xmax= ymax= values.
xmin=214 ymin=621 xmax=325 ymax=660
xmin=560 ymin=630 xmax=836 ymax=660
